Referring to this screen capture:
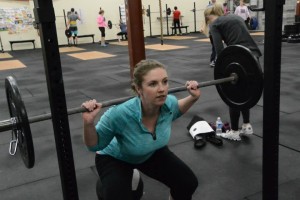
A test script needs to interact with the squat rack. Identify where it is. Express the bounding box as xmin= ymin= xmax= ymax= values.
xmin=32 ymin=0 xmax=285 ymax=199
